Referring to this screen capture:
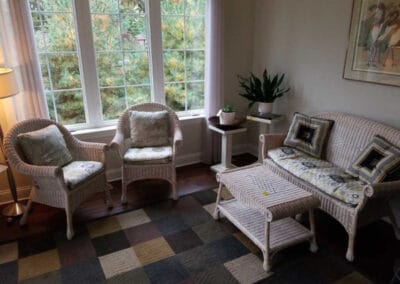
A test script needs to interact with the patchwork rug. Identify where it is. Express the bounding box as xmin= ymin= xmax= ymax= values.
xmin=0 ymin=188 xmax=395 ymax=283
